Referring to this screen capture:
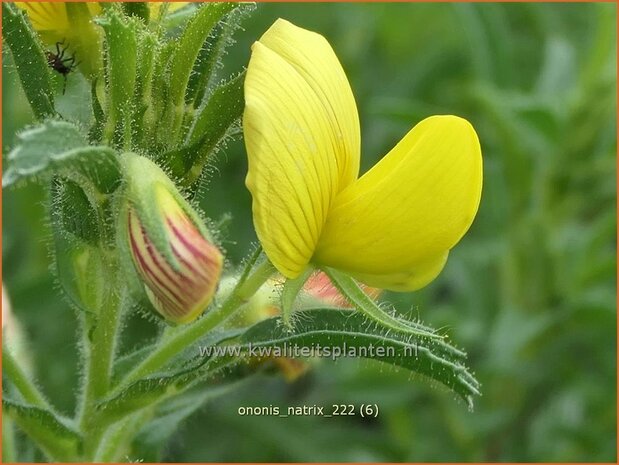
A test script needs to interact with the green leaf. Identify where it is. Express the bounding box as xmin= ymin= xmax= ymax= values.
xmin=122 ymin=2 xmax=150 ymax=22
xmin=2 ymin=3 xmax=55 ymax=119
xmin=112 ymin=343 xmax=157 ymax=383
xmin=324 ymin=267 xmax=443 ymax=339
xmin=2 ymin=399 xmax=81 ymax=462
xmin=133 ymin=32 xmax=158 ymax=145
xmin=50 ymin=178 xmax=109 ymax=314
xmin=132 ymin=374 xmax=250 ymax=462
xmin=2 ymin=120 xmax=121 ymax=193
xmin=240 ymin=308 xmax=481 ymax=407
xmin=52 ymin=236 xmax=108 ymax=315
xmin=51 ymin=177 xmax=100 ymax=244
xmin=160 ymin=4 xmax=198 ymax=30
xmin=185 ymin=3 xmax=254 ymax=108
xmin=165 ymin=2 xmax=237 ymax=144
xmin=89 ymin=79 xmax=106 ymax=143
xmin=98 ymin=331 xmax=242 ymax=426
xmin=147 ymin=40 xmax=176 ymax=149
xmin=100 ymin=10 xmax=138 ymax=147
xmin=165 ymin=71 xmax=244 ymax=182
